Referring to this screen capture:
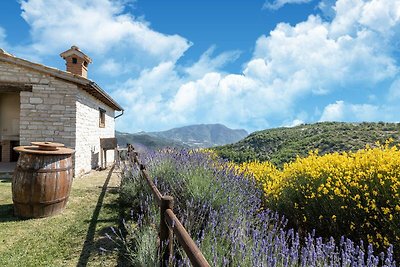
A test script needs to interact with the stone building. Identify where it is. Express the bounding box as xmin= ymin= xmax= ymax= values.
xmin=0 ymin=46 xmax=123 ymax=176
